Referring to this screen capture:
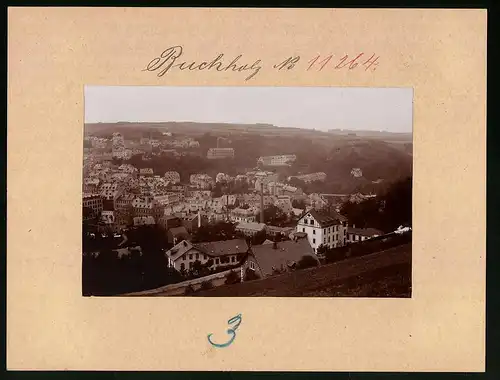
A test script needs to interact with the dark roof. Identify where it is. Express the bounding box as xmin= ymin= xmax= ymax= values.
xmin=193 ymin=239 xmax=249 ymax=257
xmin=303 ymin=209 xmax=347 ymax=227
xmin=251 ymin=239 xmax=318 ymax=277
xmin=347 ymin=227 xmax=383 ymax=237
xmin=165 ymin=215 xmax=180 ymax=220
xmin=291 ymin=232 xmax=308 ymax=239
